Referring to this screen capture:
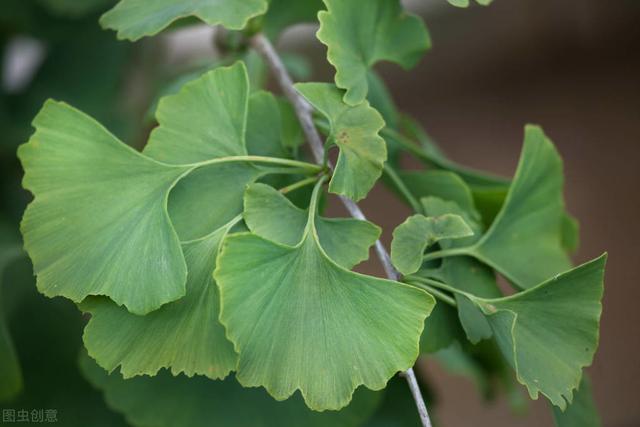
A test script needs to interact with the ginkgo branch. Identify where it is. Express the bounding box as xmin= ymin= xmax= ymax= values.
xmin=250 ymin=32 xmax=433 ymax=427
